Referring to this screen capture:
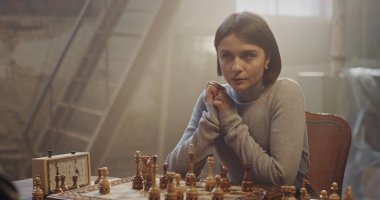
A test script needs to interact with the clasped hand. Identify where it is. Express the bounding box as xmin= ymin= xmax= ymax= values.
xmin=205 ymin=81 xmax=234 ymax=112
